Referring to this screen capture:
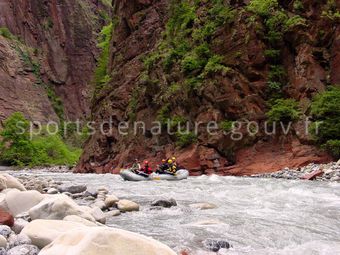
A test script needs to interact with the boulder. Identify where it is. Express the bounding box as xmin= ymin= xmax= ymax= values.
xmin=0 ymin=235 xmax=7 ymax=248
xmin=117 ymin=200 xmax=139 ymax=212
xmin=63 ymin=215 xmax=97 ymax=227
xmin=189 ymin=203 xmax=217 ymax=210
xmin=58 ymin=184 xmax=87 ymax=194
xmin=89 ymin=207 xmax=106 ymax=224
xmin=0 ymin=208 xmax=14 ymax=226
xmin=5 ymin=190 xmax=44 ymax=216
xmin=28 ymin=195 xmax=95 ymax=222
xmin=7 ymin=244 xmax=39 ymax=255
xmin=104 ymin=195 xmax=119 ymax=207
xmin=301 ymin=170 xmax=324 ymax=180
xmin=22 ymin=219 xmax=86 ymax=248
xmin=39 ymin=227 xmax=177 ymax=255
xmin=0 ymin=225 xmax=12 ymax=238
xmin=151 ymin=199 xmax=177 ymax=208
xmin=12 ymin=218 xmax=29 ymax=234
xmin=47 ymin=188 xmax=58 ymax=195
xmin=0 ymin=176 xmax=7 ymax=191
xmin=0 ymin=174 xmax=26 ymax=191
xmin=91 ymin=200 xmax=107 ymax=210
